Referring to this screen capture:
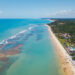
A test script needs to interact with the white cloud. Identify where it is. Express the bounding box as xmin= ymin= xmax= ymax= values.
xmin=46 ymin=10 xmax=75 ymax=18
xmin=55 ymin=10 xmax=75 ymax=16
